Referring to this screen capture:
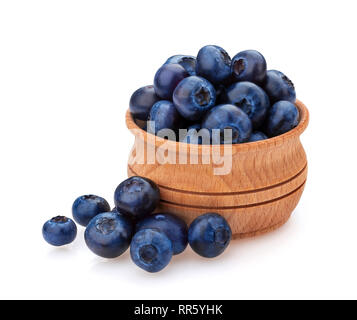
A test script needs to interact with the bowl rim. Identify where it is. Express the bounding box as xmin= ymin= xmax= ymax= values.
xmin=126 ymin=99 xmax=309 ymax=152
